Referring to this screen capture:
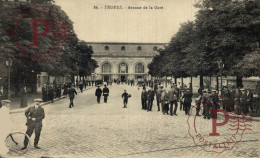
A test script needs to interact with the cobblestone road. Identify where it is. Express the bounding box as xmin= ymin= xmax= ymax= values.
xmin=8 ymin=85 xmax=260 ymax=158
